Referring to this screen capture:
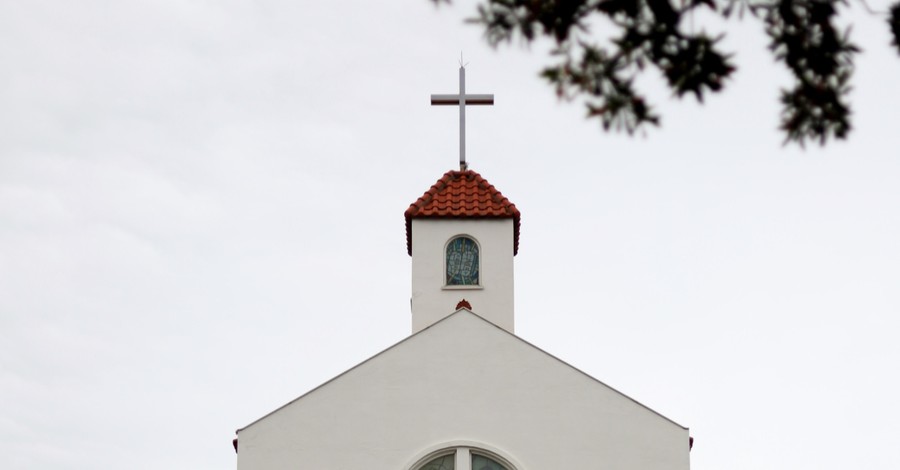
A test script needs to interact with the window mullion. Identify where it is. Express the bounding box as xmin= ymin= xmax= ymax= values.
xmin=457 ymin=448 xmax=472 ymax=470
